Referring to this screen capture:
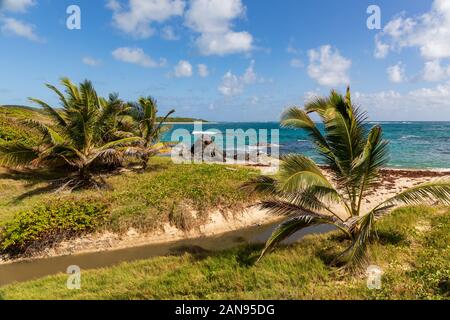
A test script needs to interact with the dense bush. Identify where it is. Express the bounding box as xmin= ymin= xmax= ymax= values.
xmin=0 ymin=106 xmax=45 ymax=146
xmin=0 ymin=199 xmax=109 ymax=254
xmin=0 ymin=117 xmax=40 ymax=146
